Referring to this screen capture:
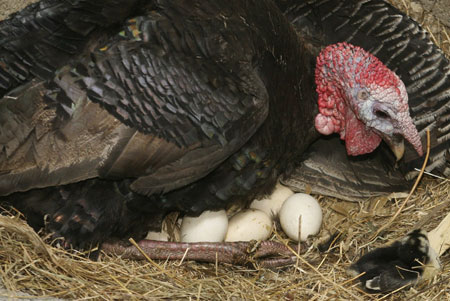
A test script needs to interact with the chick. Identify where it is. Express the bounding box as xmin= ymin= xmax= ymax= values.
xmin=349 ymin=229 xmax=440 ymax=293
